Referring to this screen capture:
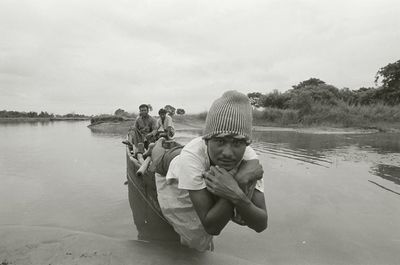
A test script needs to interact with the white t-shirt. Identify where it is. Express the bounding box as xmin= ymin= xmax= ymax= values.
xmin=156 ymin=114 xmax=174 ymax=131
xmin=167 ymin=137 xmax=264 ymax=192
xmin=155 ymin=137 xmax=264 ymax=251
